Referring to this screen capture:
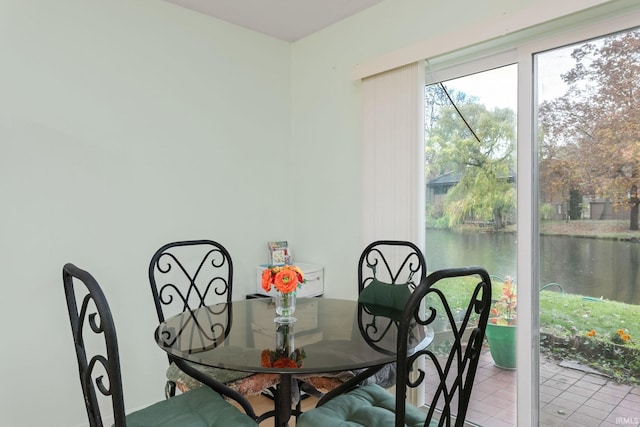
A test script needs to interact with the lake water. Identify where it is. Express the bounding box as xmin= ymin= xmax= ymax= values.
xmin=424 ymin=229 xmax=640 ymax=305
